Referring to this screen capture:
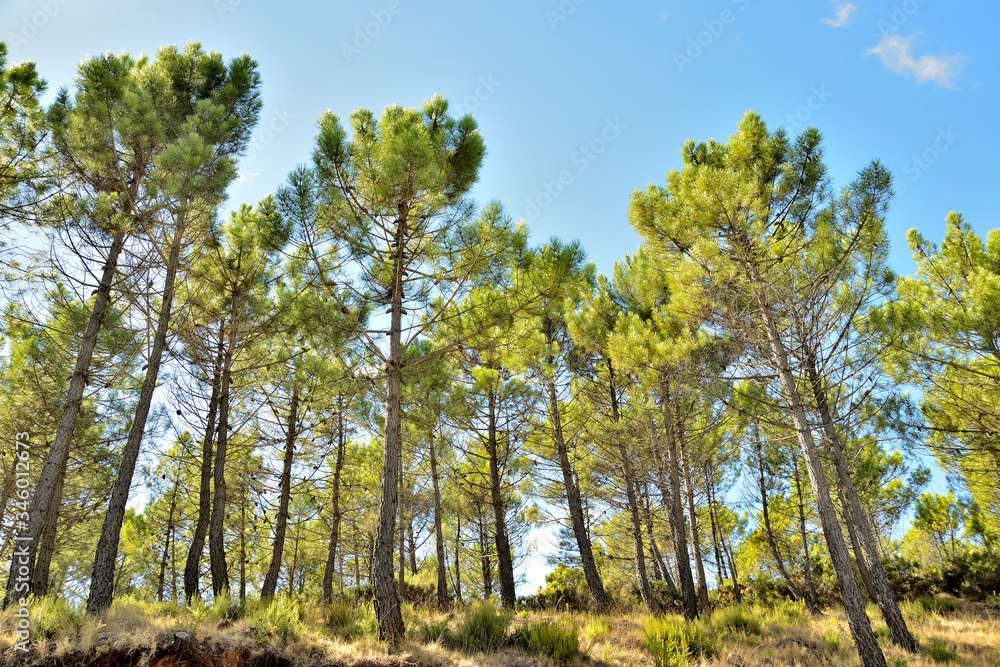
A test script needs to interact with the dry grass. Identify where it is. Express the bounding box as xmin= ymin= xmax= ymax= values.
xmin=0 ymin=597 xmax=997 ymax=667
